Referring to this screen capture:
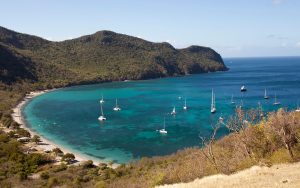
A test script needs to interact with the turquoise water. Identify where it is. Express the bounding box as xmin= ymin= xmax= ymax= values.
xmin=23 ymin=57 xmax=300 ymax=163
